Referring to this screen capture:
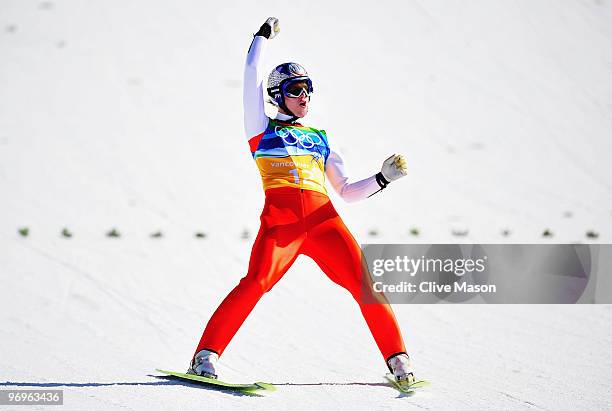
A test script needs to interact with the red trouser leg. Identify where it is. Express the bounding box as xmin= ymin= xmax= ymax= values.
xmin=300 ymin=195 xmax=407 ymax=361
xmin=193 ymin=189 xmax=306 ymax=358
xmin=193 ymin=188 xmax=406 ymax=361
